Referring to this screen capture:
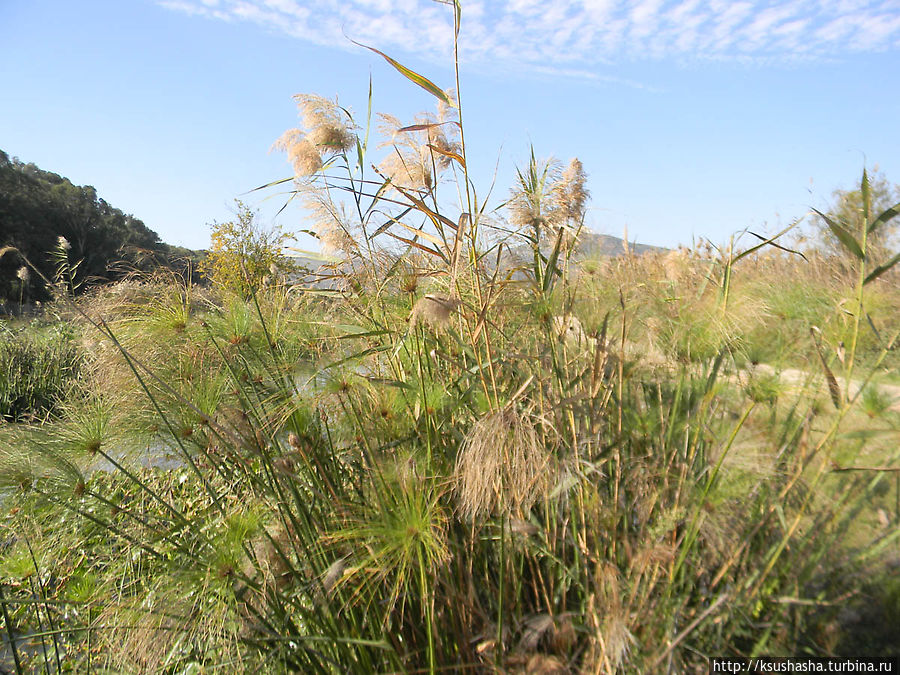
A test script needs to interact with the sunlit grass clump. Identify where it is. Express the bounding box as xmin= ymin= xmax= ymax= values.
xmin=0 ymin=321 xmax=82 ymax=422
